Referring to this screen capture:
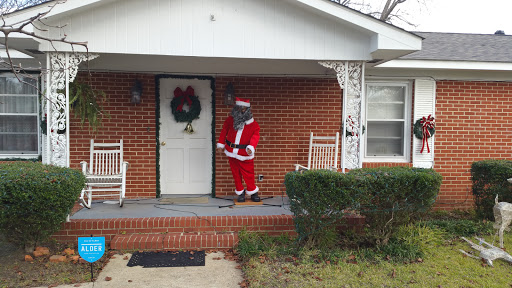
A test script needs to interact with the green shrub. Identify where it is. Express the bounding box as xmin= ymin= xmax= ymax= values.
xmin=284 ymin=170 xmax=360 ymax=246
xmin=471 ymin=160 xmax=512 ymax=220
xmin=284 ymin=167 xmax=442 ymax=247
xmin=0 ymin=162 xmax=86 ymax=250
xmin=348 ymin=167 xmax=442 ymax=245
